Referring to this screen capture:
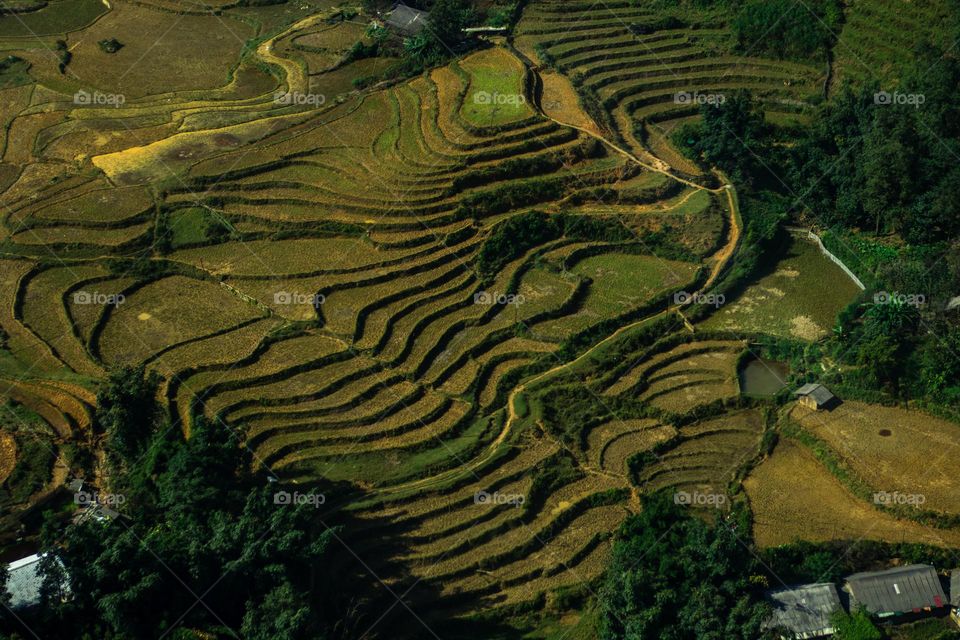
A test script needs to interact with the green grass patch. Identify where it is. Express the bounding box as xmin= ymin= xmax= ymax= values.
xmin=700 ymin=234 xmax=861 ymax=341
xmin=0 ymin=0 xmax=106 ymax=36
xmin=0 ymin=55 xmax=31 ymax=88
xmin=458 ymin=47 xmax=532 ymax=127
xmin=534 ymin=252 xmax=697 ymax=340
xmin=167 ymin=207 xmax=227 ymax=248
